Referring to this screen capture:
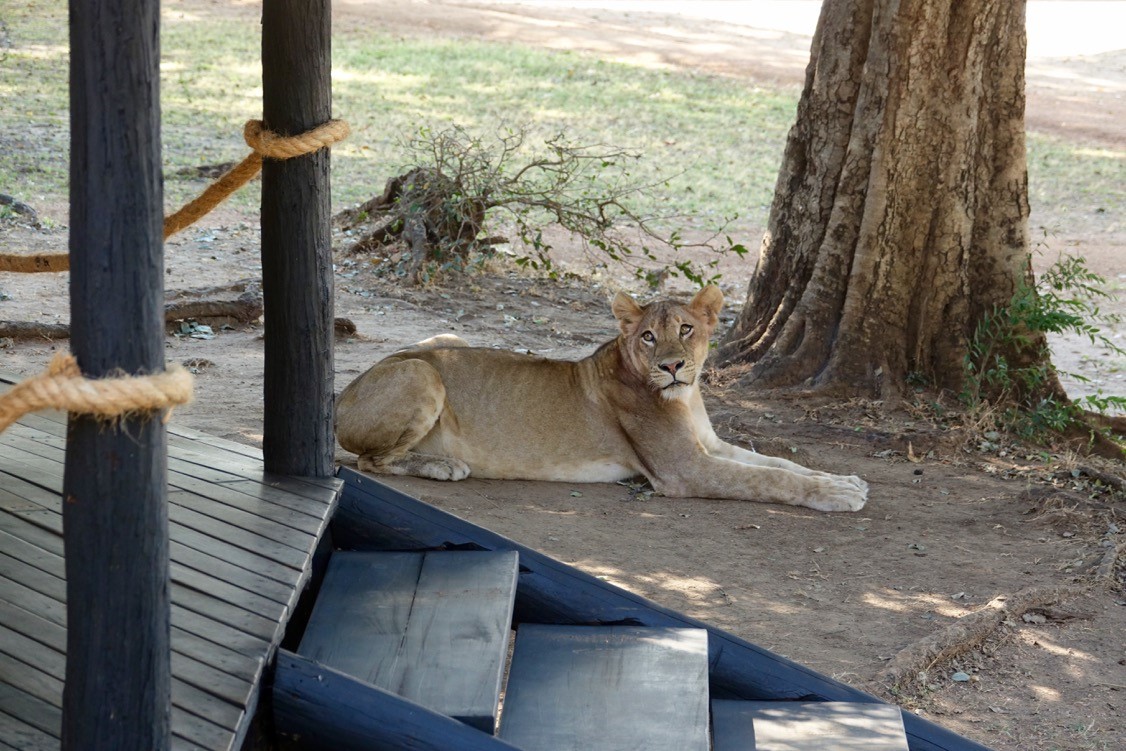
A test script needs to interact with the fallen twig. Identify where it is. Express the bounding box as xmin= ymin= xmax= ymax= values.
xmin=877 ymin=584 xmax=1085 ymax=692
